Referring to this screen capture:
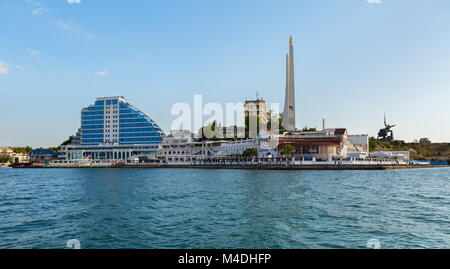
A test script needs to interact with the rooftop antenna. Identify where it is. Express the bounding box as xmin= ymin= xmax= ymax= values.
xmin=256 ymin=91 xmax=259 ymax=101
